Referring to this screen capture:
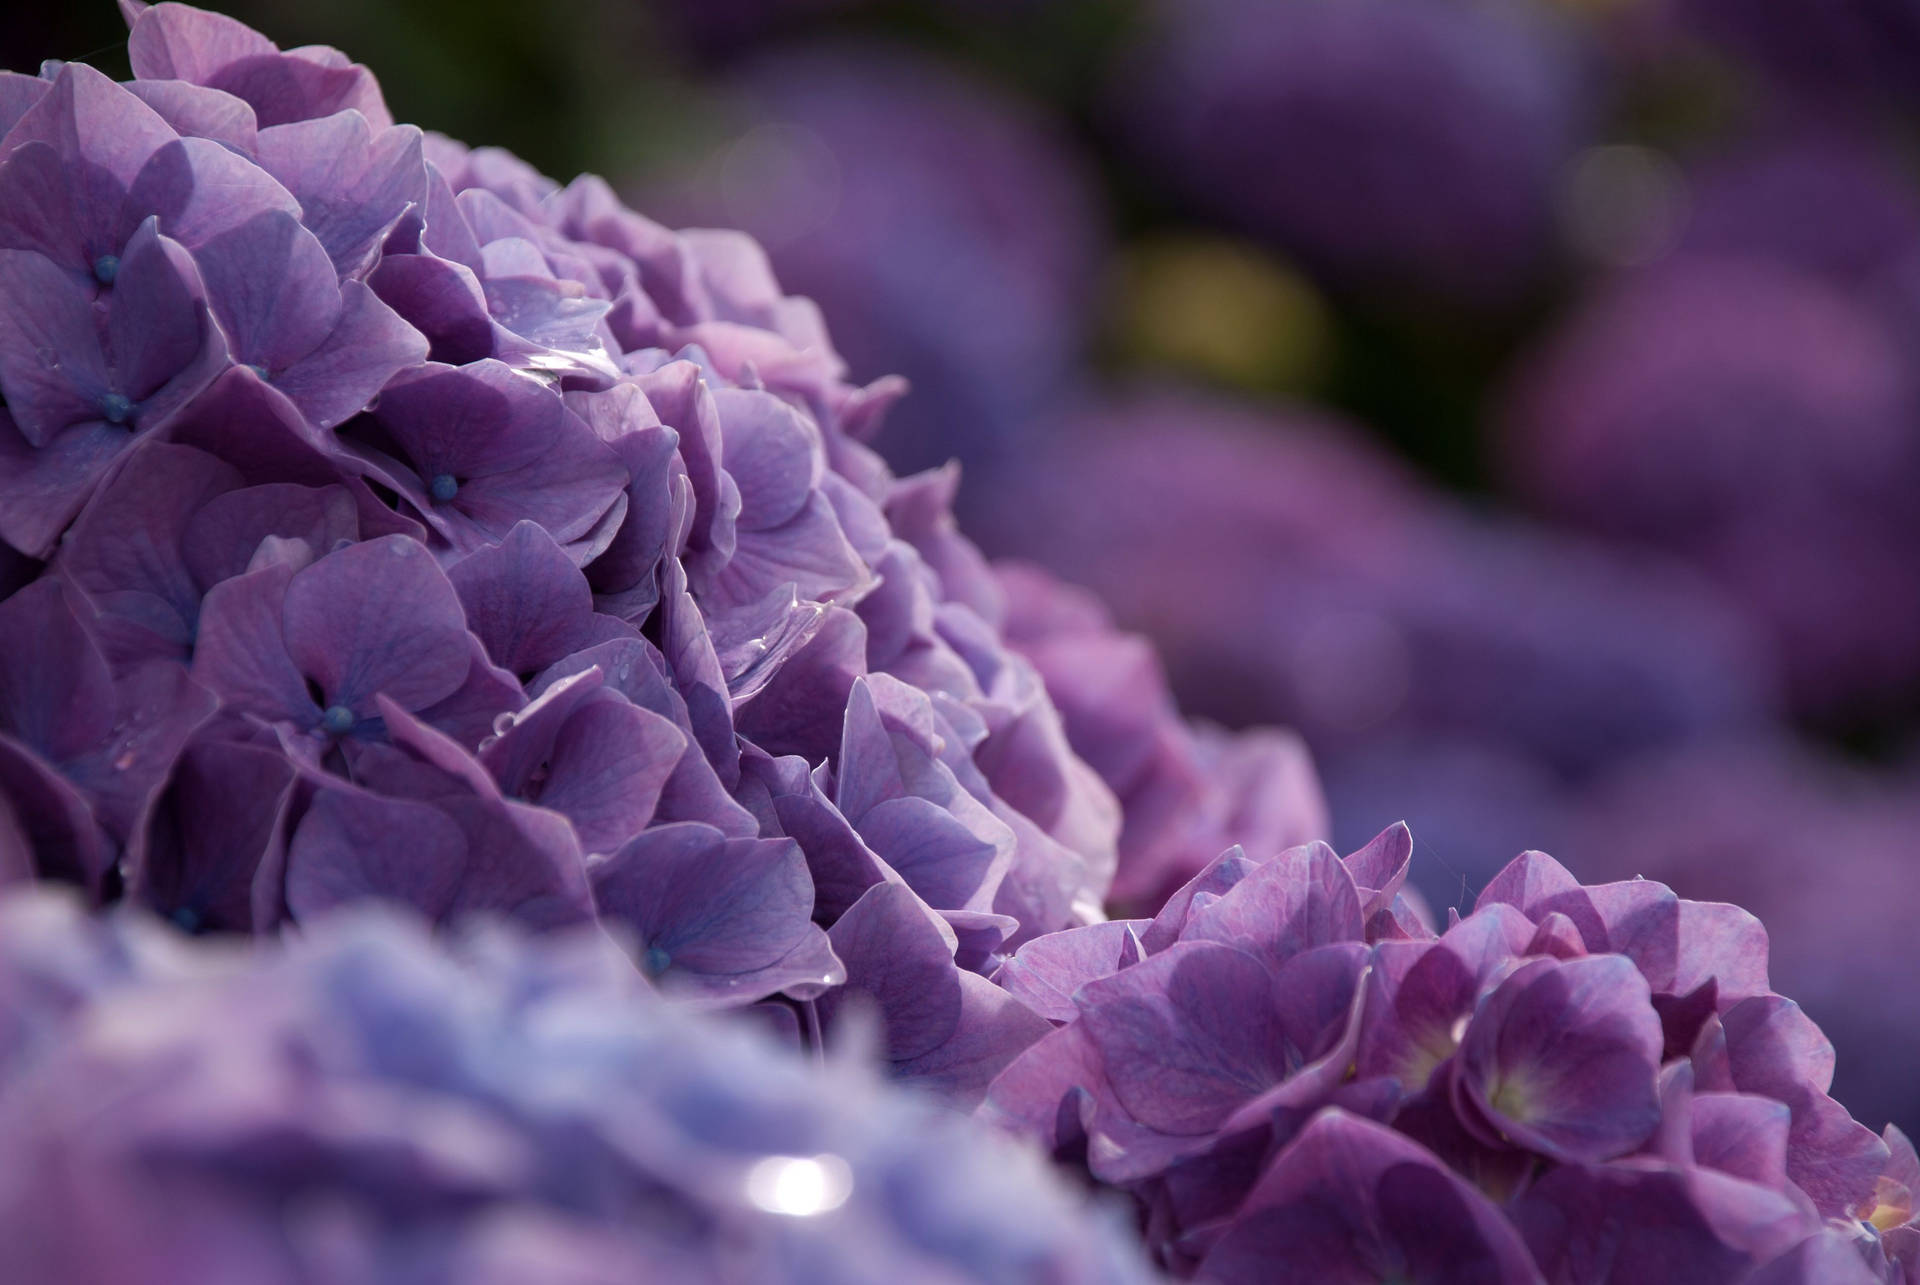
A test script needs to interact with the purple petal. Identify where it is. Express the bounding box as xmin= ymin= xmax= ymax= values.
xmin=281 ymin=536 xmax=472 ymax=719
xmin=998 ymin=920 xmax=1152 ymax=1024
xmin=1180 ymin=840 xmax=1366 ymax=968
xmin=1453 ymin=954 xmax=1664 ymax=1163
xmin=124 ymin=80 xmax=257 ymax=153
xmin=271 ymin=281 xmax=427 ymax=430
xmin=591 ymin=821 xmax=836 ymax=1005
xmin=192 ymin=209 xmax=342 ymax=374
xmin=254 ymin=114 xmax=426 ymax=279
xmin=1076 ymin=940 xmax=1286 ymax=1135
xmin=1199 ymin=1110 xmax=1543 ymax=1285
xmin=449 ymin=521 xmax=628 ymax=677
